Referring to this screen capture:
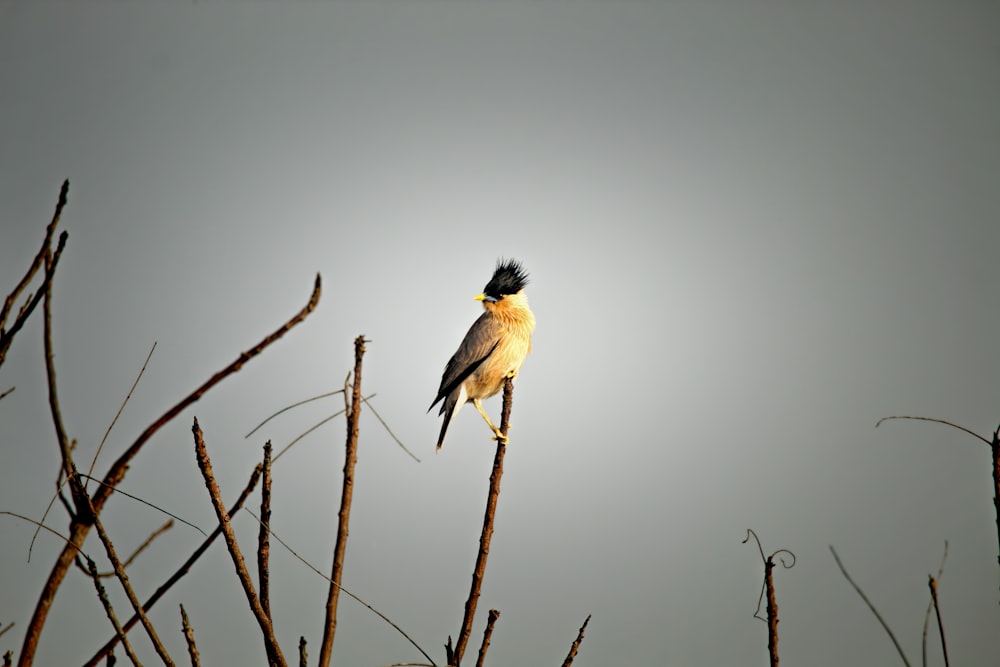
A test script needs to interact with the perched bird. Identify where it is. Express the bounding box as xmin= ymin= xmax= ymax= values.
xmin=429 ymin=259 xmax=536 ymax=451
